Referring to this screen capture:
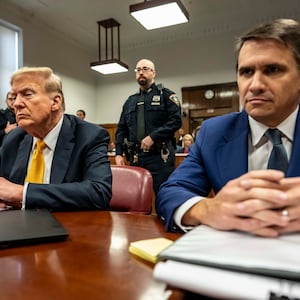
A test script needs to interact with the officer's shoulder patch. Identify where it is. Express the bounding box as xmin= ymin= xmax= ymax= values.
xmin=169 ymin=94 xmax=180 ymax=106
